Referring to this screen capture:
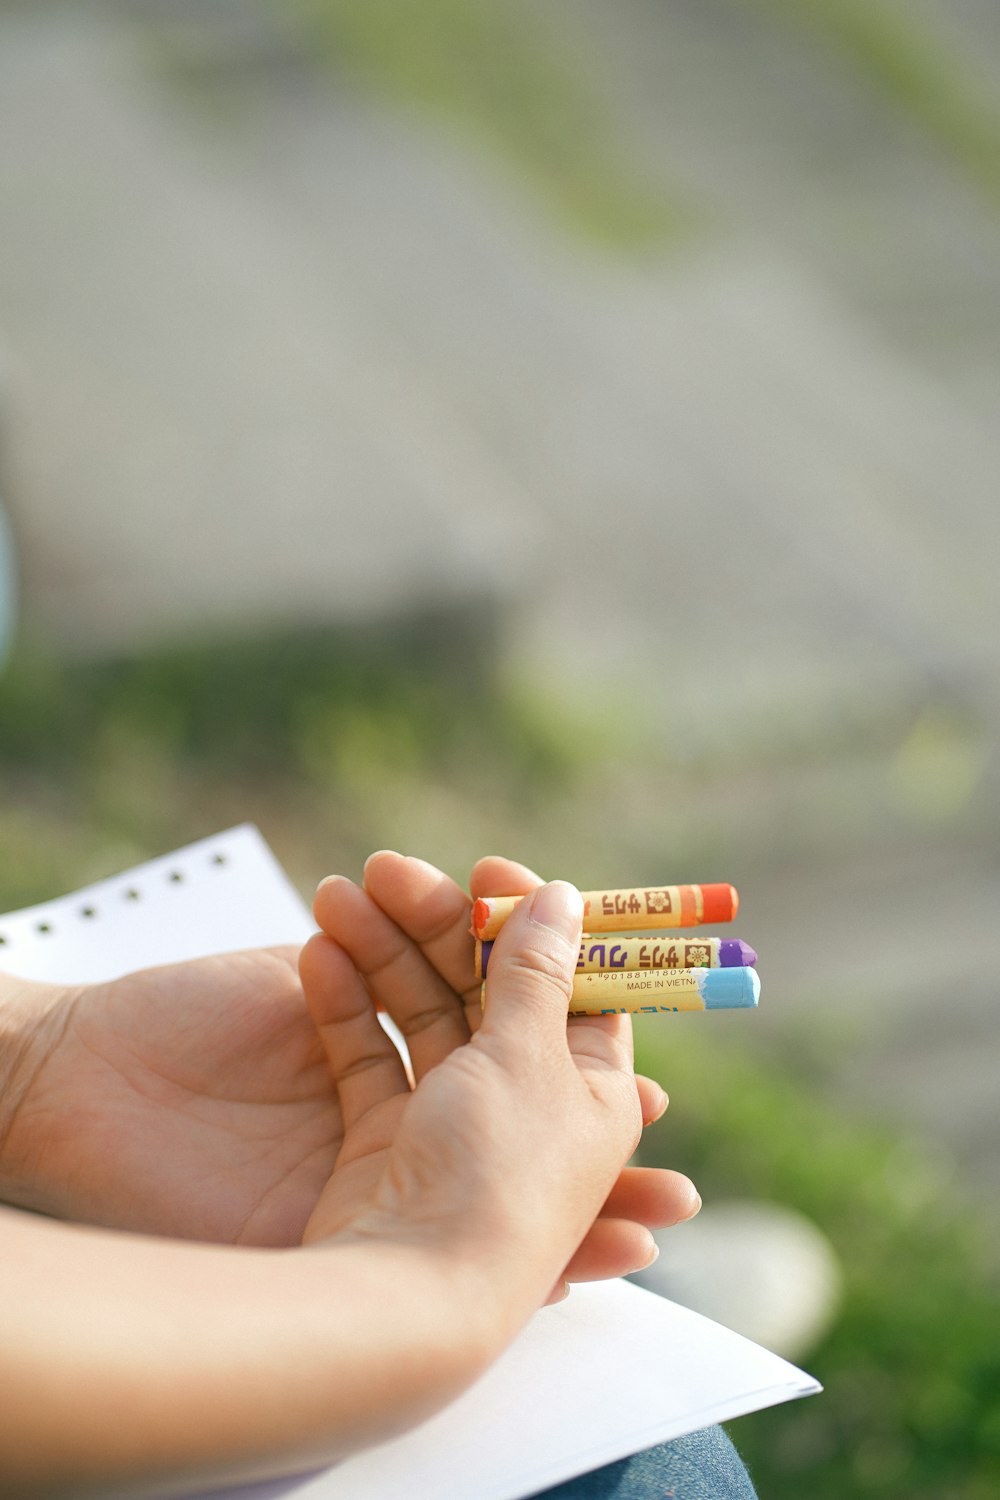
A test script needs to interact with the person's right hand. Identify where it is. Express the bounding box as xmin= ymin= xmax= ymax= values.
xmin=299 ymin=856 xmax=700 ymax=1307
xmin=0 ymin=948 xmax=341 ymax=1245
